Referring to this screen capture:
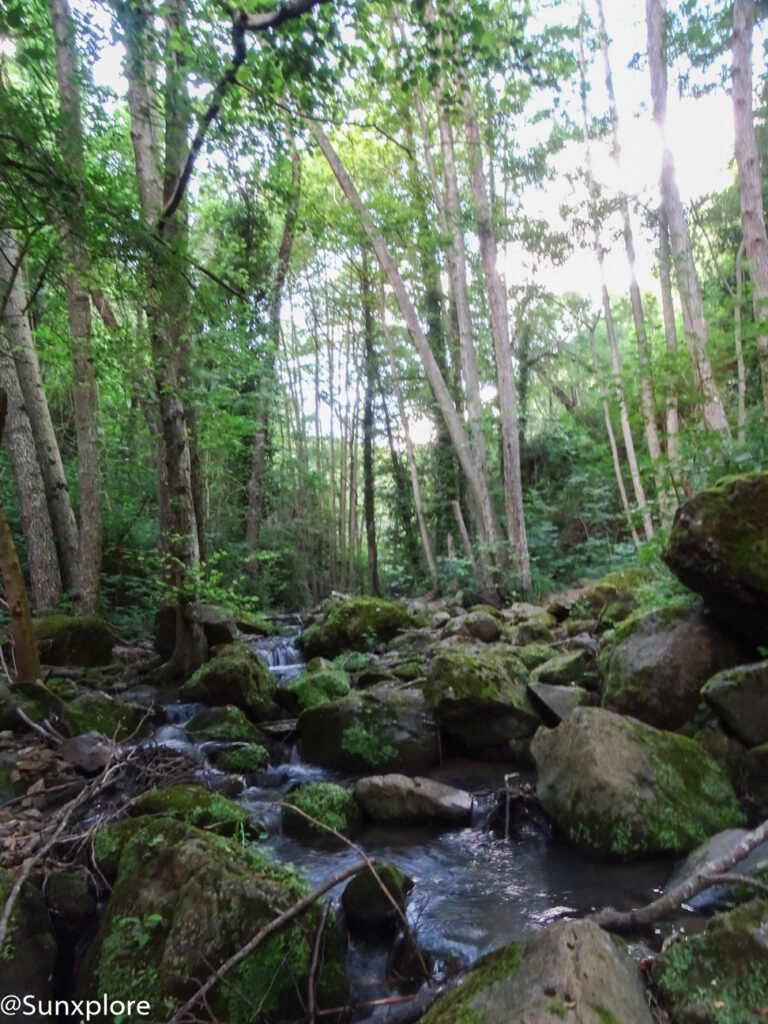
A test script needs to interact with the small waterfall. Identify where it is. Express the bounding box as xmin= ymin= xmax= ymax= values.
xmin=250 ymin=631 xmax=305 ymax=685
